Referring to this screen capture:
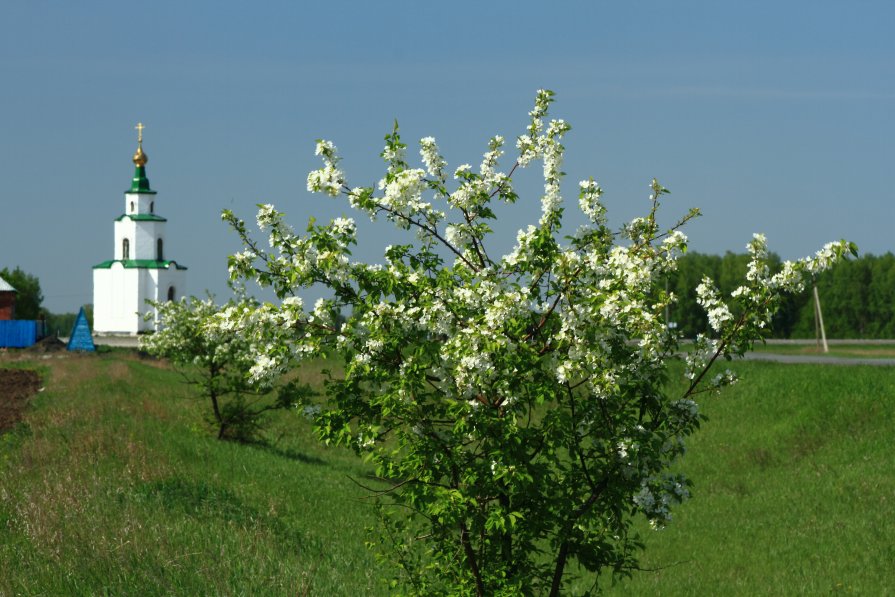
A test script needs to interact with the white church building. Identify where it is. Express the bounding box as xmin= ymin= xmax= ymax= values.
xmin=93 ymin=124 xmax=187 ymax=334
